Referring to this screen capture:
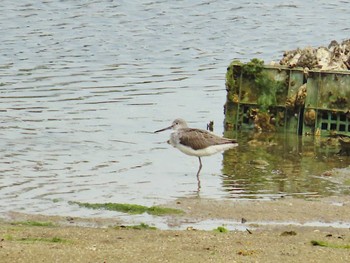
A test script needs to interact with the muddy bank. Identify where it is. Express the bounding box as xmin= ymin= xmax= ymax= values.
xmin=167 ymin=196 xmax=350 ymax=228
xmin=1 ymin=221 xmax=350 ymax=263
xmin=1 ymin=197 xmax=350 ymax=262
